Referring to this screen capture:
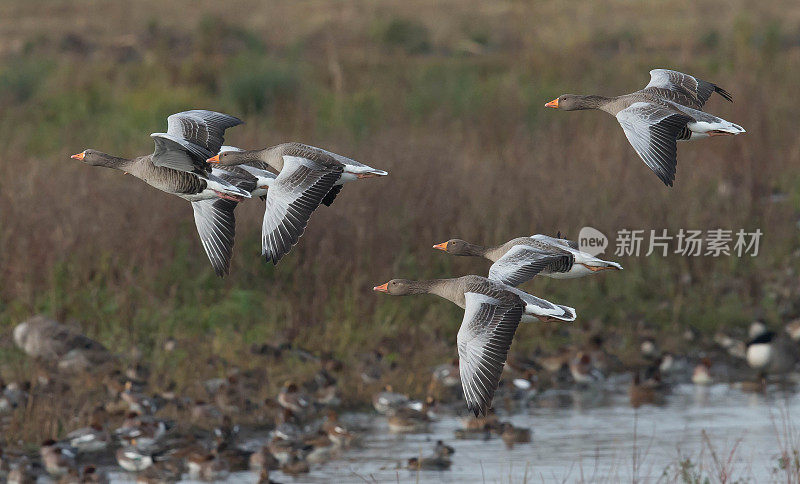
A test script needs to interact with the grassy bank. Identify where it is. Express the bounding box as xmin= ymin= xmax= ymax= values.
xmin=1 ymin=0 xmax=800 ymax=445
